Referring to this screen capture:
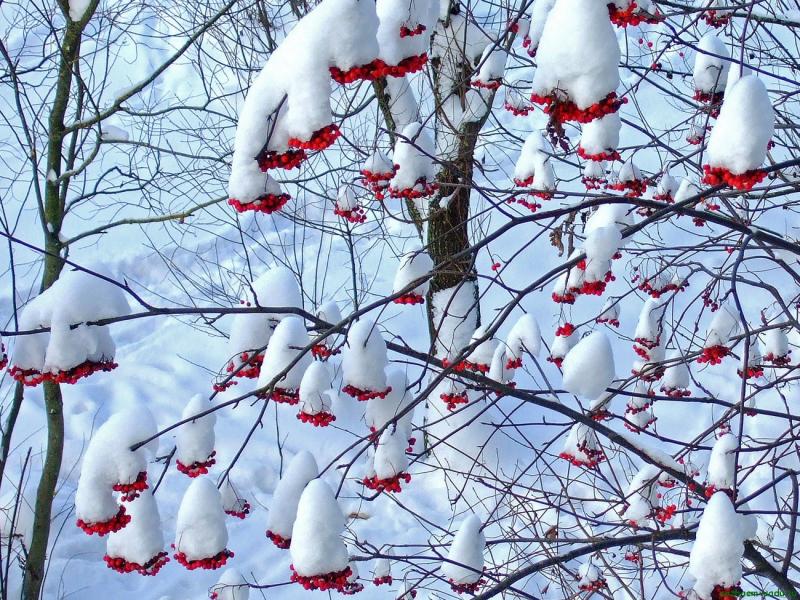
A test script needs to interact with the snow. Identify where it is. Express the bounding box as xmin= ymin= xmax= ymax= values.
xmin=562 ymin=331 xmax=615 ymax=399
xmin=707 ymin=433 xmax=738 ymax=491
xmin=579 ymin=113 xmax=621 ymax=159
xmin=376 ymin=0 xmax=436 ymax=66
xmin=373 ymin=428 xmax=409 ymax=479
xmin=585 ymin=202 xmax=634 ymax=234
xmin=549 ymin=327 xmax=577 ymax=362
xmin=266 ymin=451 xmax=319 ymax=541
xmin=392 ymin=246 xmax=434 ymax=297
xmin=106 ymin=489 xmax=165 ymax=565
xmin=341 ymin=319 xmax=389 ymax=392
xmin=655 ymin=171 xmax=680 ymax=199
xmin=505 ymin=314 xmax=541 ymax=361
xmin=489 ymin=345 xmax=514 ymax=384
xmin=704 ymin=304 xmax=740 ymax=348
xmin=597 ymin=297 xmax=620 ymax=324
xmin=514 ymin=132 xmax=550 ymax=183
xmin=688 ymin=492 xmax=744 ymax=599
xmin=465 ymin=325 xmax=499 ymax=367
xmin=175 ymin=394 xmax=216 ymax=469
xmin=289 ymin=478 xmax=349 ymax=577
xmin=621 ymin=465 xmax=659 ymax=524
xmin=441 ymin=514 xmax=485 ymax=584
xmin=662 ymin=350 xmax=691 ymax=390
xmin=299 ymin=362 xmax=335 ymax=416
xmin=693 ymin=33 xmax=730 ymax=94
xmin=210 ymin=569 xmax=250 ymax=600
xmin=385 ymin=76 xmax=420 ymax=133
xmin=366 ymin=369 xmax=414 ymax=436
xmin=618 ymin=159 xmax=642 ymax=184
xmin=68 ymin=0 xmax=92 ymax=21
xmin=525 ymin=0 xmax=556 ymax=56
xmin=764 ymin=328 xmax=789 ymax=358
xmin=674 ymin=178 xmax=701 ymax=203
xmin=257 ymin=316 xmax=312 ymax=391
xmin=174 ymin=477 xmax=229 ymax=560
xmin=706 ymin=76 xmax=775 ymax=175
xmin=531 ymin=0 xmax=620 ymax=109
xmin=337 ymin=185 xmax=358 ymax=212
xmin=389 ymin=122 xmax=436 ymax=194
xmin=431 ymin=282 xmax=479 ymax=360
xmin=634 ymin=298 xmax=666 ymax=345
xmin=471 ymin=45 xmax=506 ymax=87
